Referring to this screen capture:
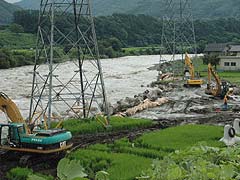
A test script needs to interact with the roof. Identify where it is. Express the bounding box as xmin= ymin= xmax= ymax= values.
xmin=229 ymin=45 xmax=240 ymax=52
xmin=204 ymin=43 xmax=229 ymax=52
xmin=34 ymin=129 xmax=67 ymax=137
